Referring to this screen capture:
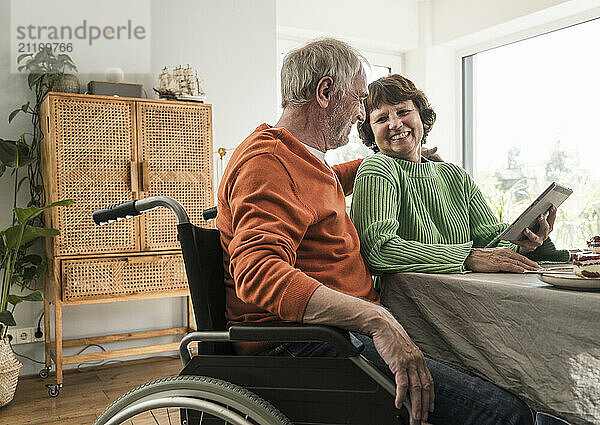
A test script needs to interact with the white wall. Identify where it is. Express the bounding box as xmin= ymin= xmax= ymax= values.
xmin=277 ymin=0 xmax=419 ymax=54
xmin=404 ymin=0 xmax=600 ymax=165
xmin=0 ymin=0 xmax=277 ymax=376
xmin=432 ymin=0 xmax=572 ymax=44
